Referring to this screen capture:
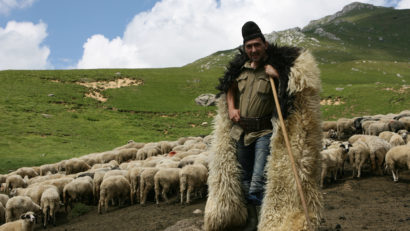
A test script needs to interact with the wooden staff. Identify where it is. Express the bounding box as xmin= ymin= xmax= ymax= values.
xmin=268 ymin=77 xmax=312 ymax=231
